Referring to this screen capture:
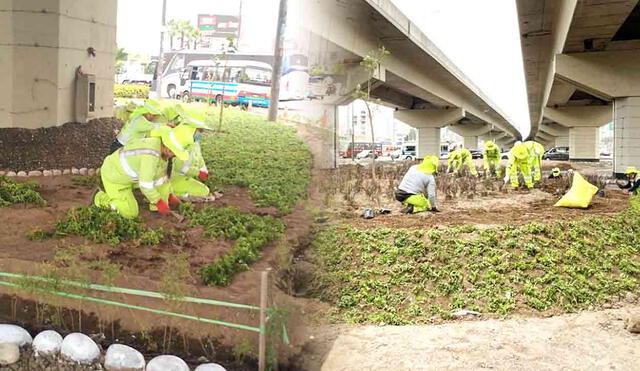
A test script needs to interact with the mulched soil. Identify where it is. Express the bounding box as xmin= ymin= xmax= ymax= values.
xmin=0 ymin=118 xmax=122 ymax=172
